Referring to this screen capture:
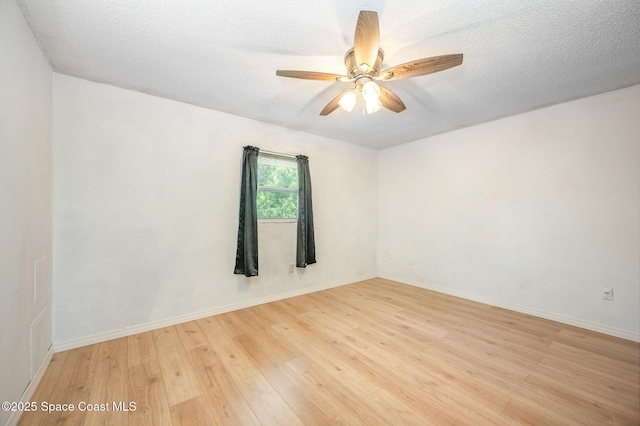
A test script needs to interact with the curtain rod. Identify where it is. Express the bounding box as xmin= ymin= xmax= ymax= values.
xmin=259 ymin=149 xmax=297 ymax=159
